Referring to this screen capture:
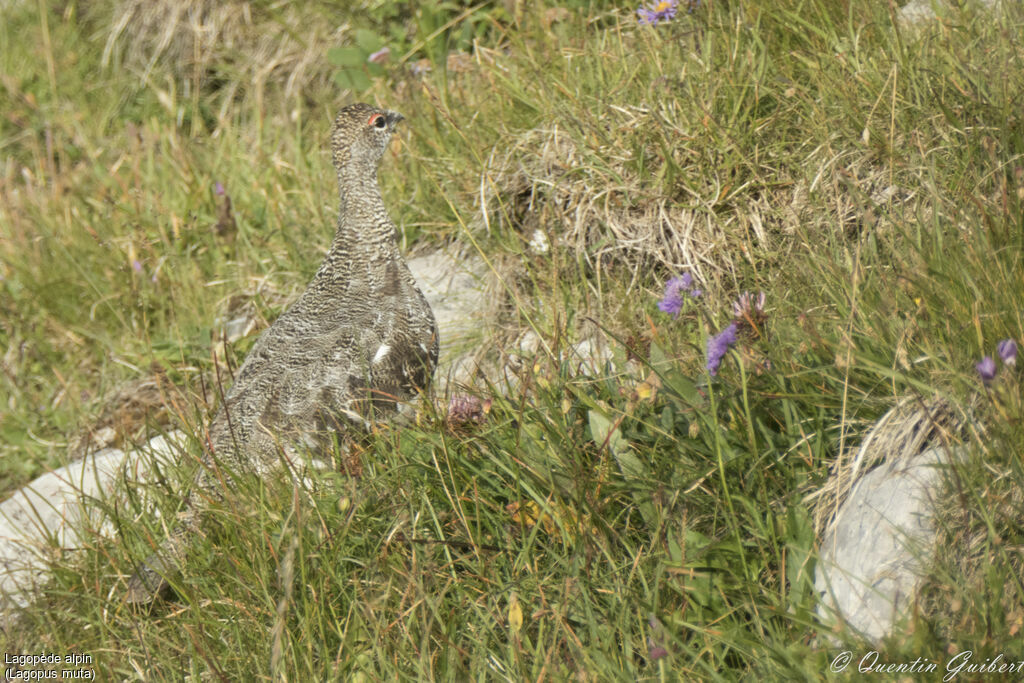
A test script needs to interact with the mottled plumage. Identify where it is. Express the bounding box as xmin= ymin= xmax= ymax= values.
xmin=126 ymin=103 xmax=438 ymax=603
